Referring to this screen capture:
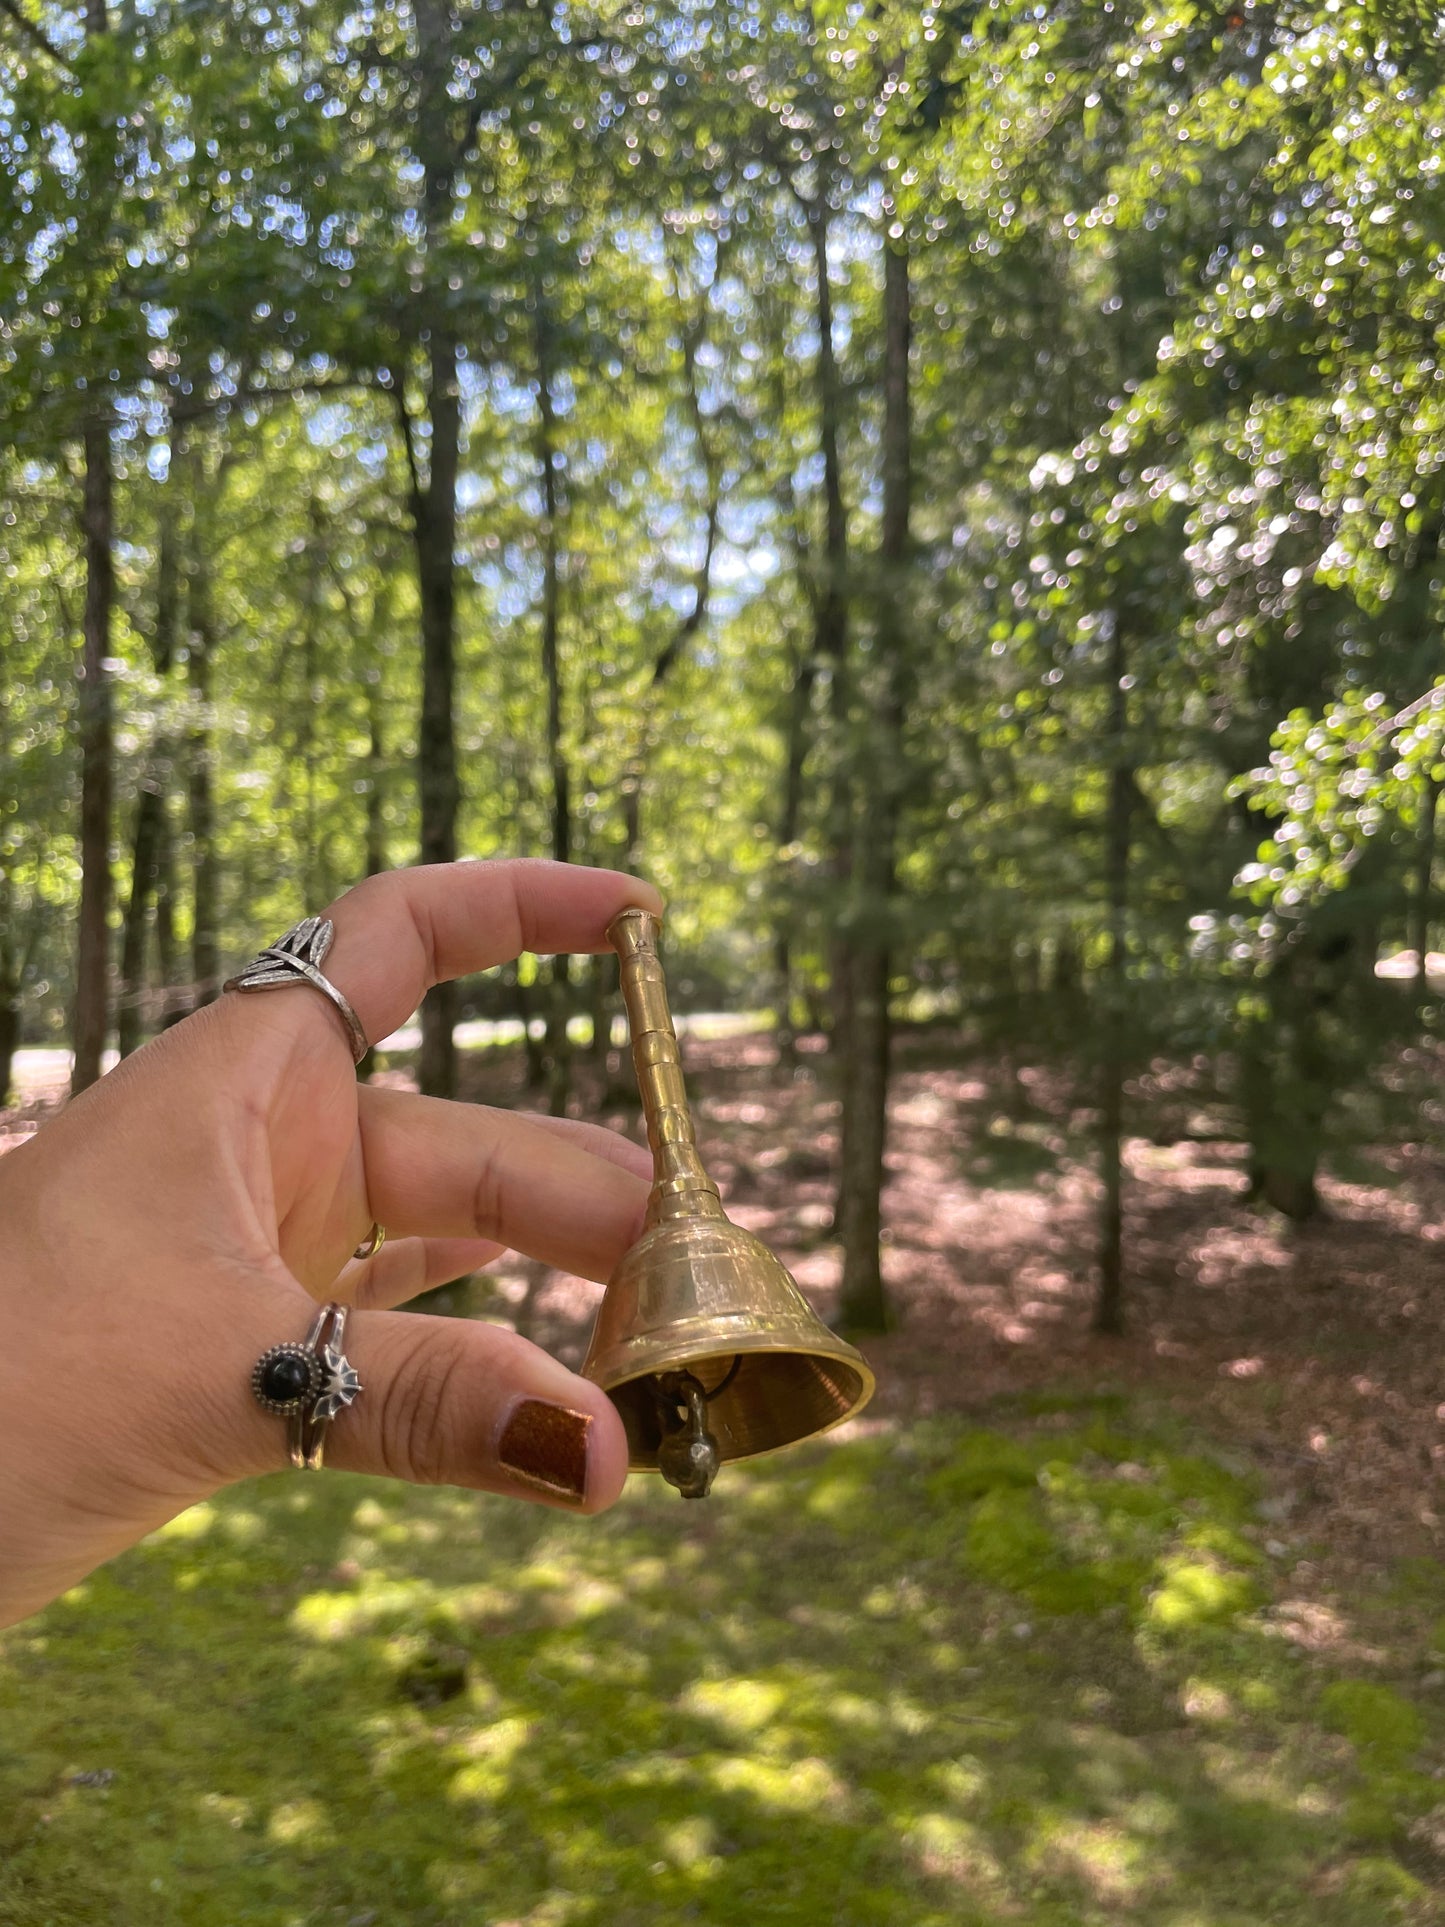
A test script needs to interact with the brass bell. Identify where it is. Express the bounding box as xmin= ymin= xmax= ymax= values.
xmin=582 ymin=908 xmax=875 ymax=1497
